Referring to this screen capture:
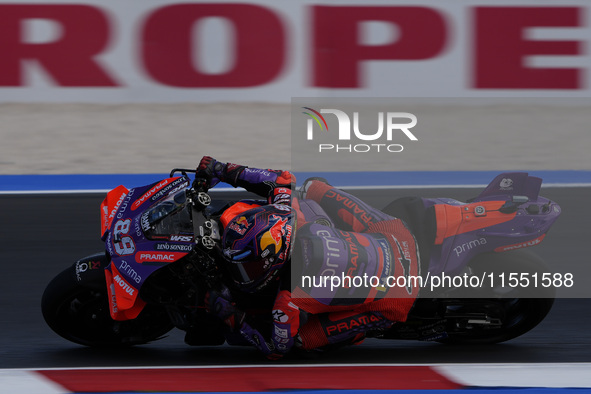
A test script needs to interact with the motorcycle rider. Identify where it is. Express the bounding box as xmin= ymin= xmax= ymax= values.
xmin=196 ymin=156 xmax=421 ymax=359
